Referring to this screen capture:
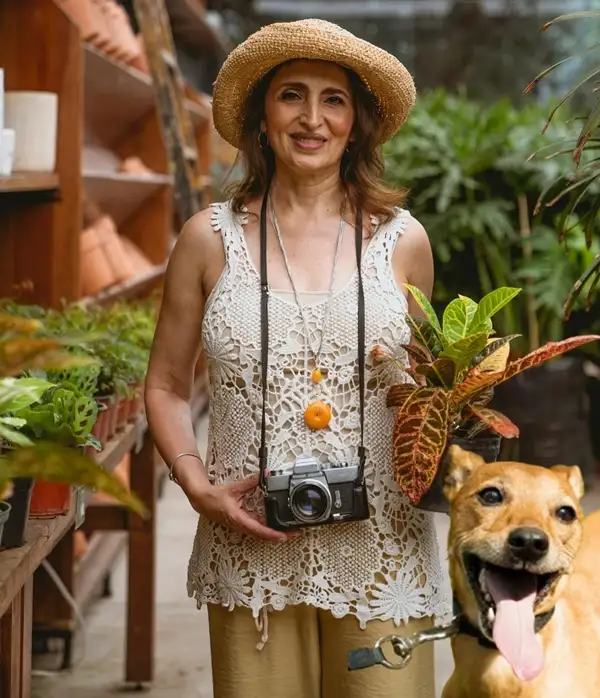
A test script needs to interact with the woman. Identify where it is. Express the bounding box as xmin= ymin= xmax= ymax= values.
xmin=145 ymin=18 xmax=446 ymax=698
